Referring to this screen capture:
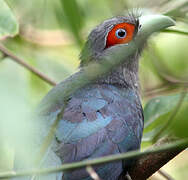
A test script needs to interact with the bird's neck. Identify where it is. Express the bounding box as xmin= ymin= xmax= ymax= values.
xmin=96 ymin=55 xmax=140 ymax=92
